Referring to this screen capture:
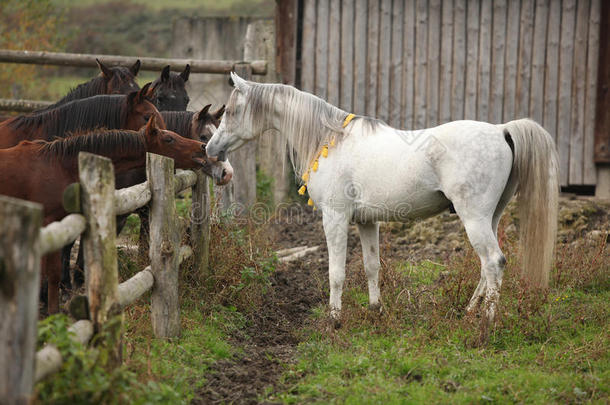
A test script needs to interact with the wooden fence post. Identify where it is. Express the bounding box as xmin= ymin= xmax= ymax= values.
xmin=191 ymin=169 xmax=210 ymax=276
xmin=246 ymin=19 xmax=289 ymax=205
xmin=147 ymin=153 xmax=181 ymax=338
xmin=0 ymin=196 xmax=42 ymax=404
xmin=79 ymin=152 xmax=121 ymax=363
xmin=220 ymin=62 xmax=257 ymax=215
